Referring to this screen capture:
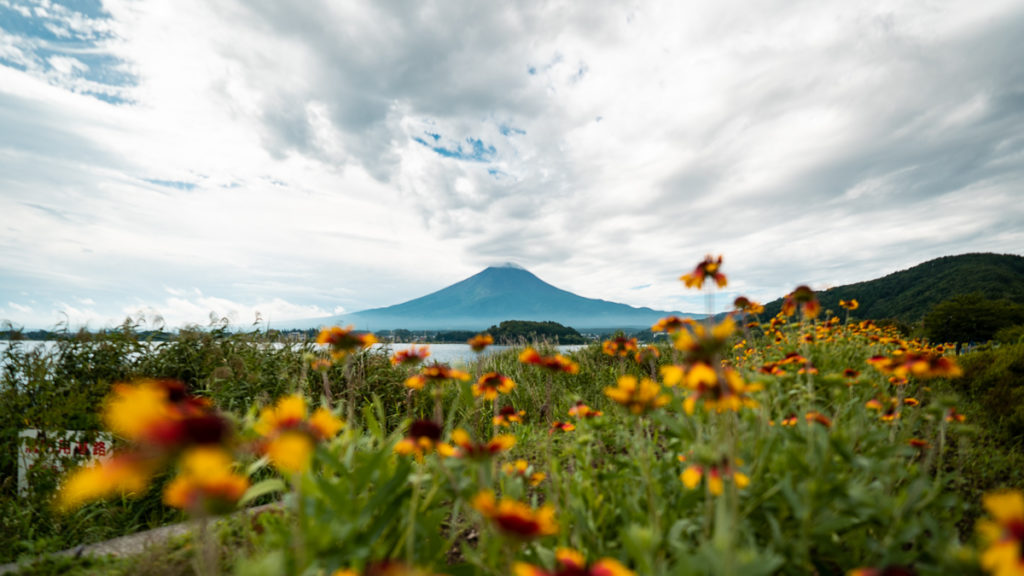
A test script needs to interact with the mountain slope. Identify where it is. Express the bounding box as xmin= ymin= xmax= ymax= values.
xmin=304 ymin=263 xmax=696 ymax=330
xmin=761 ymin=253 xmax=1024 ymax=323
